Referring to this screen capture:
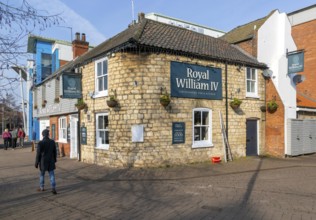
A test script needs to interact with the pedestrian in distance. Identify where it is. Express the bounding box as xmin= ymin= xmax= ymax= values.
xmin=10 ymin=127 xmax=18 ymax=150
xmin=18 ymin=127 xmax=25 ymax=148
xmin=2 ymin=128 xmax=11 ymax=150
xmin=35 ymin=129 xmax=57 ymax=195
